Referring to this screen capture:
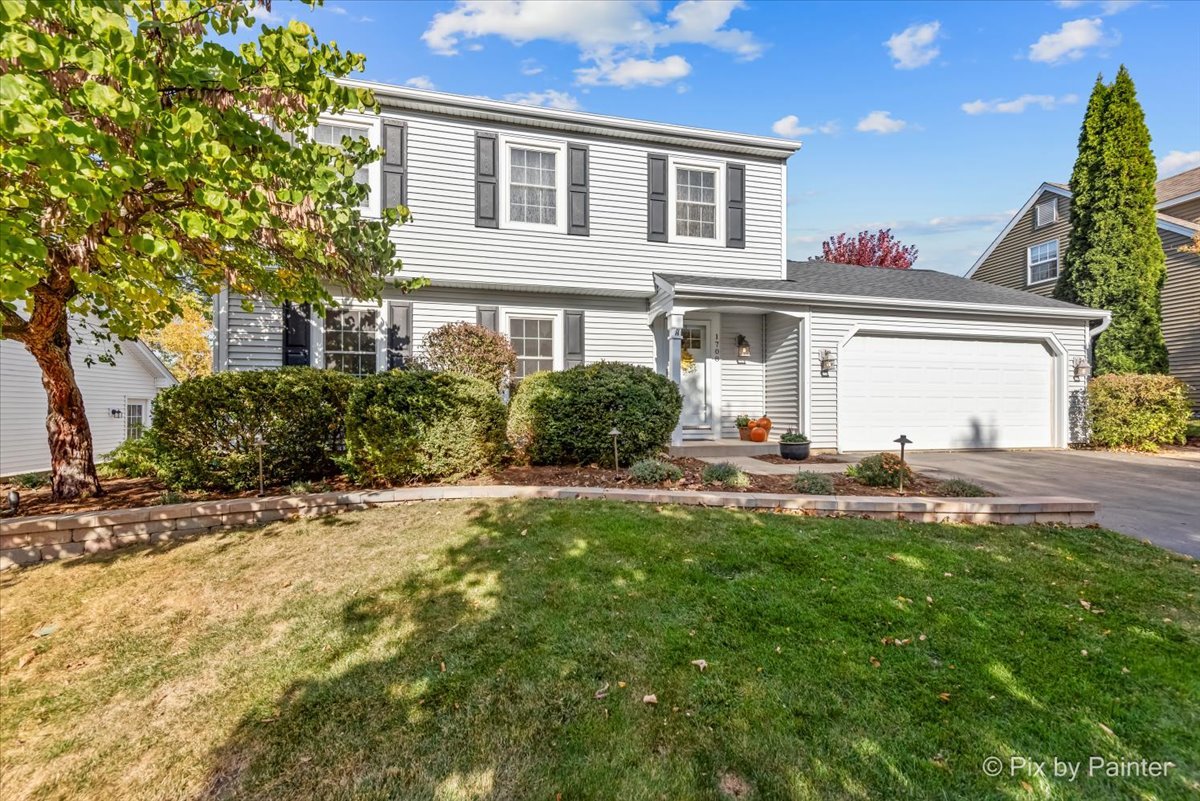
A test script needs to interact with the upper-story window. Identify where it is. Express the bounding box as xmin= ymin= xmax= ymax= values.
xmin=314 ymin=118 xmax=379 ymax=215
xmin=1027 ymin=239 xmax=1059 ymax=285
xmin=669 ymin=158 xmax=724 ymax=244
xmin=502 ymin=137 xmax=566 ymax=232
xmin=1034 ymin=198 xmax=1058 ymax=228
